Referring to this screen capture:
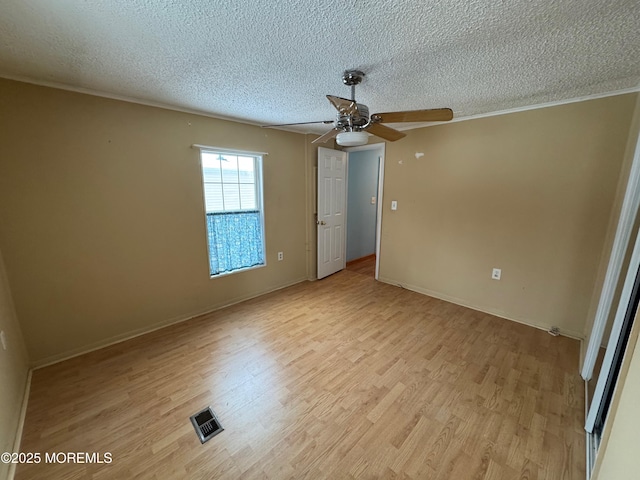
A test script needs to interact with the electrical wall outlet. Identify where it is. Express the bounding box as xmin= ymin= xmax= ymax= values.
xmin=371 ymin=196 xmax=376 ymax=205
xmin=492 ymin=268 xmax=501 ymax=280
xmin=277 ymin=252 xmax=283 ymax=261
